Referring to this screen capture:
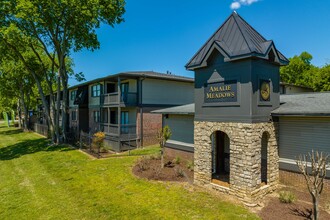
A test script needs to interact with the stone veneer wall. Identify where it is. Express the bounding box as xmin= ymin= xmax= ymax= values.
xmin=194 ymin=121 xmax=279 ymax=203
